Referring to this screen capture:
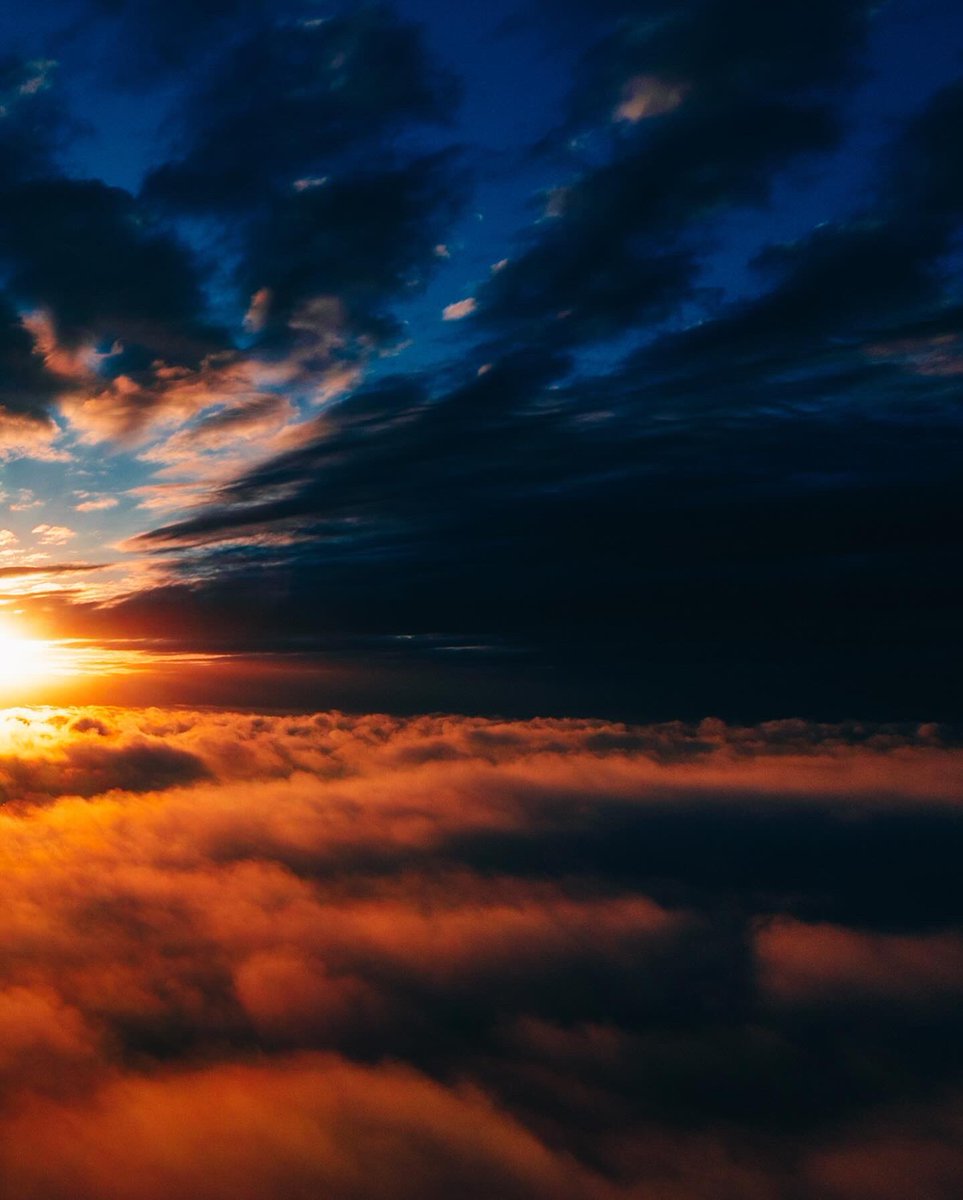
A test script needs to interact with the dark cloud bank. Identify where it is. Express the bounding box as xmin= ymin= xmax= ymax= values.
xmin=0 ymin=707 xmax=959 ymax=1199
xmin=94 ymin=0 xmax=963 ymax=717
